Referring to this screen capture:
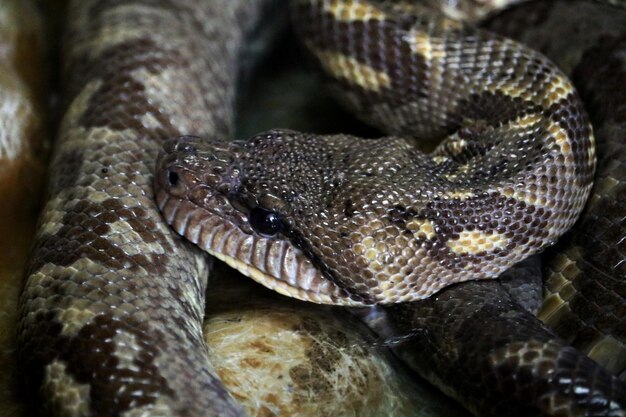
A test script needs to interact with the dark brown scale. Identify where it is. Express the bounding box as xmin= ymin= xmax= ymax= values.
xmin=367 ymin=2 xmax=626 ymax=416
xmin=61 ymin=315 xmax=176 ymax=413
xmin=548 ymin=94 xmax=595 ymax=186
xmin=449 ymin=91 xmax=542 ymax=129
xmin=74 ymin=38 xmax=184 ymax=132
xmin=314 ymin=8 xmax=429 ymax=97
xmin=294 ymin=2 xmax=432 ymax=125
xmin=49 ymin=149 xmax=85 ymax=194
